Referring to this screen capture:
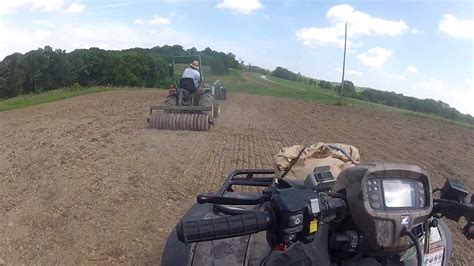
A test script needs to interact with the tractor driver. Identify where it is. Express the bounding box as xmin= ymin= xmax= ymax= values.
xmin=182 ymin=60 xmax=201 ymax=90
